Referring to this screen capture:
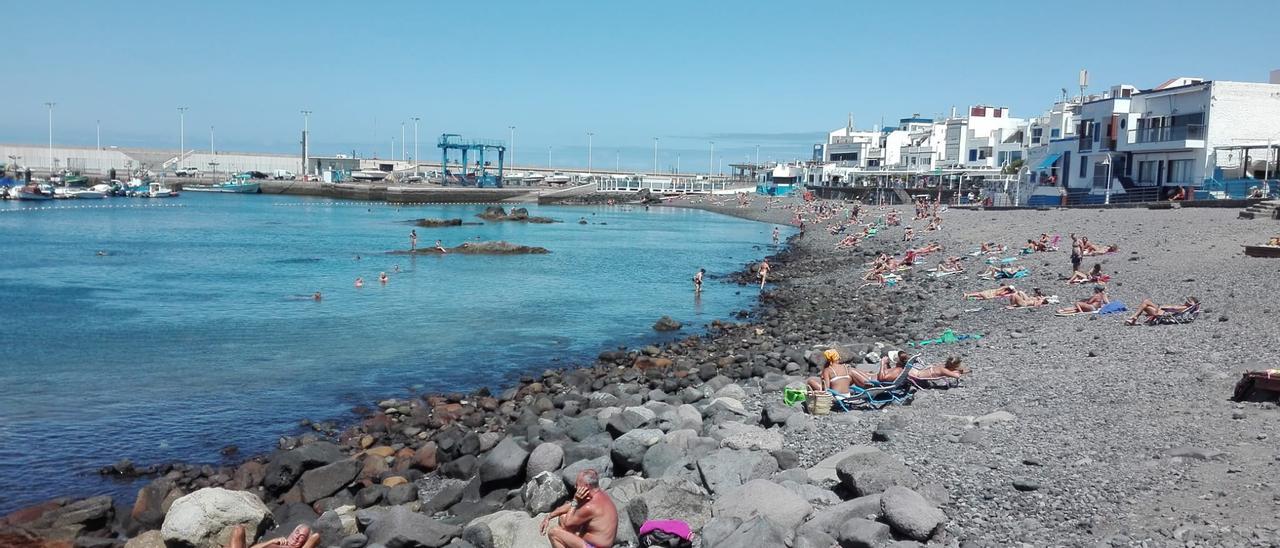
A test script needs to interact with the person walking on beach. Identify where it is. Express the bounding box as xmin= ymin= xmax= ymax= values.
xmin=1069 ymin=233 xmax=1083 ymax=276
xmin=410 ymin=229 xmax=418 ymax=251
xmin=693 ymin=268 xmax=705 ymax=293
xmin=758 ymin=259 xmax=770 ymax=289
xmin=772 ymin=227 xmax=780 ymax=245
